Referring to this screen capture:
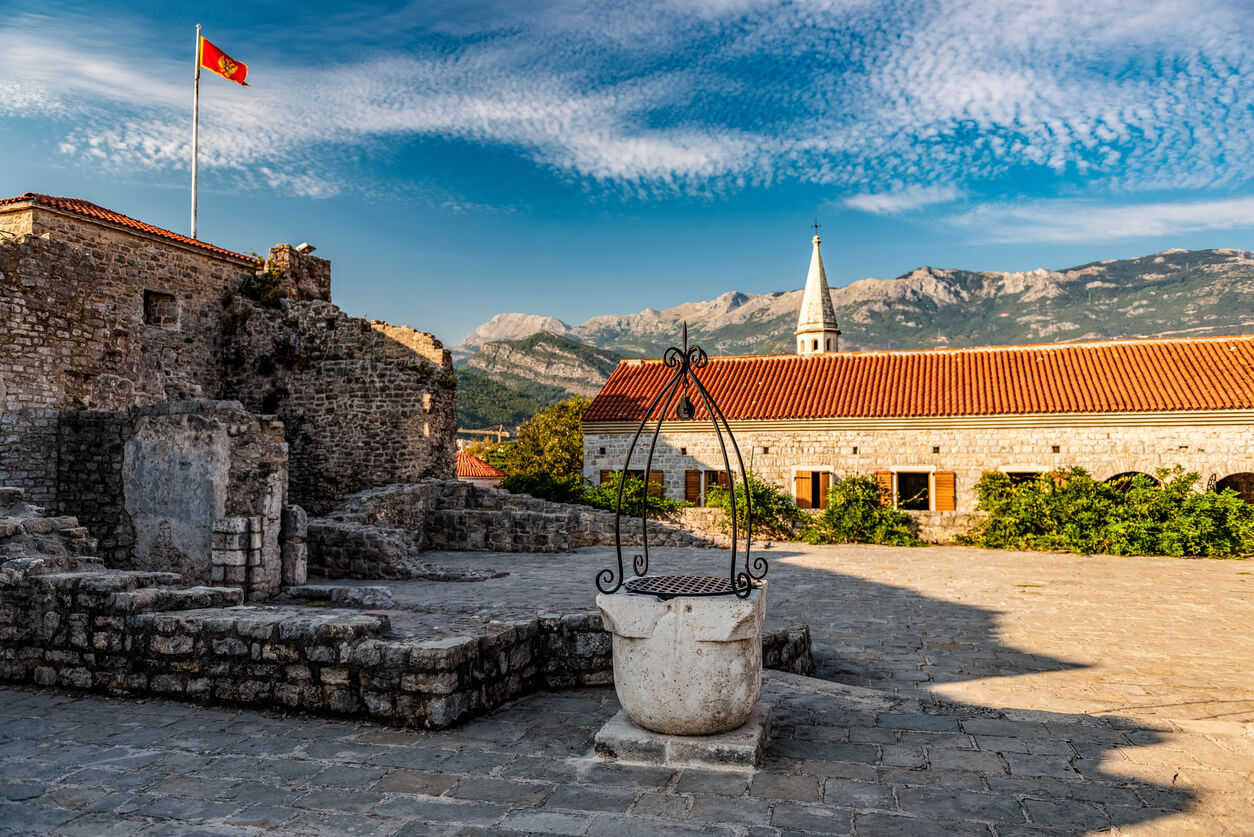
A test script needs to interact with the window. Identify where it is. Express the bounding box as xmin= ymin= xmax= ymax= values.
xmin=143 ymin=290 xmax=178 ymax=328
xmin=896 ymin=472 xmax=930 ymax=511
xmin=932 ymin=446 xmax=940 ymax=454
xmin=794 ymin=470 xmax=831 ymax=510
xmin=812 ymin=339 xmax=818 ymax=351
xmin=598 ymin=447 xmax=606 ymax=455
xmin=825 ymin=338 xmax=831 ymax=351
xmin=680 ymin=447 xmax=687 ymax=456
xmin=851 ymin=446 xmax=858 ymax=454
xmin=1006 ymin=472 xmax=1041 ymax=485
xmin=602 ymin=469 xmax=665 ymax=497
xmin=1051 ymin=445 xmax=1061 ymax=454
